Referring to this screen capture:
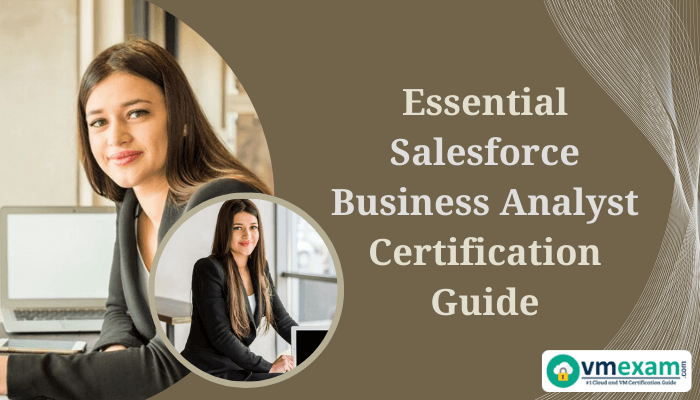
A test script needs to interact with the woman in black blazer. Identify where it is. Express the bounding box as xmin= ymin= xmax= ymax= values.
xmin=0 ymin=39 xmax=272 ymax=399
xmin=182 ymin=199 xmax=298 ymax=381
